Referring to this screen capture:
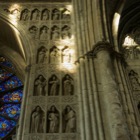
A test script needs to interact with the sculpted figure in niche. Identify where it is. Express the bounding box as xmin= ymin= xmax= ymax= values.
xmin=50 ymin=47 xmax=60 ymax=64
xmin=29 ymin=26 xmax=38 ymax=38
xmin=51 ymin=26 xmax=60 ymax=40
xmin=37 ymin=47 xmax=47 ymax=63
xmin=63 ymin=106 xmax=76 ymax=133
xmin=61 ymin=9 xmax=71 ymax=20
xmin=48 ymin=75 xmax=59 ymax=96
xmin=39 ymin=26 xmax=49 ymax=41
xmin=52 ymin=9 xmax=60 ymax=20
xmin=63 ymin=75 xmax=74 ymax=95
xmin=30 ymin=106 xmax=44 ymax=133
xmin=61 ymin=25 xmax=71 ymax=39
xmin=62 ymin=46 xmax=71 ymax=63
xmin=41 ymin=9 xmax=50 ymax=20
xmin=31 ymin=9 xmax=40 ymax=20
xmin=34 ymin=75 xmax=46 ymax=96
xmin=47 ymin=106 xmax=59 ymax=133
xmin=20 ymin=9 xmax=29 ymax=21
xmin=129 ymin=70 xmax=140 ymax=91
